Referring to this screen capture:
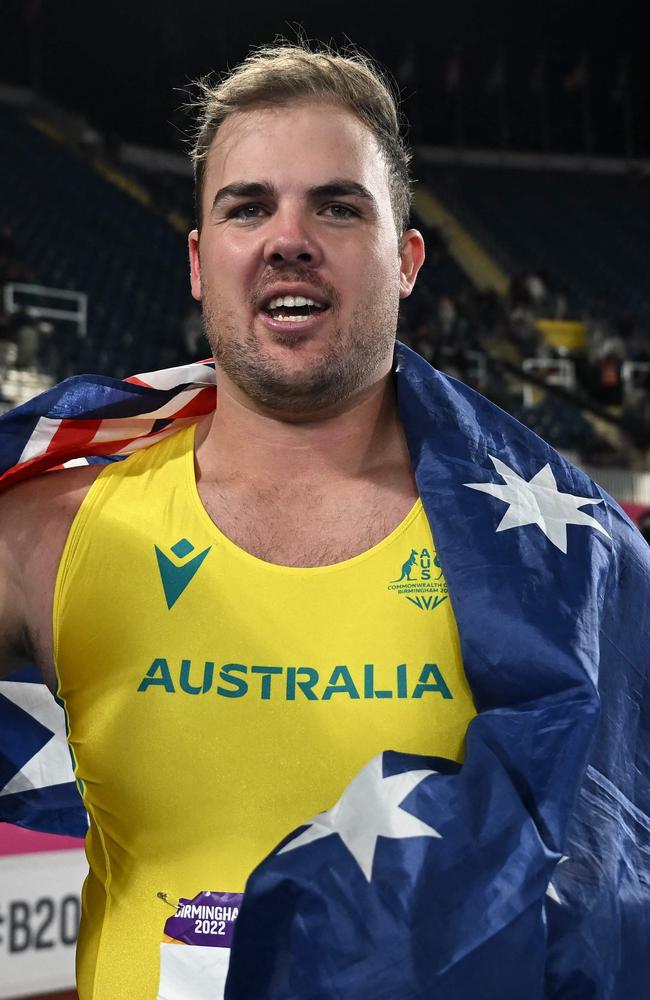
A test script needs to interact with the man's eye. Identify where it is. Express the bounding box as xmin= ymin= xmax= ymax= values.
xmin=323 ymin=204 xmax=357 ymax=219
xmin=231 ymin=204 xmax=266 ymax=220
